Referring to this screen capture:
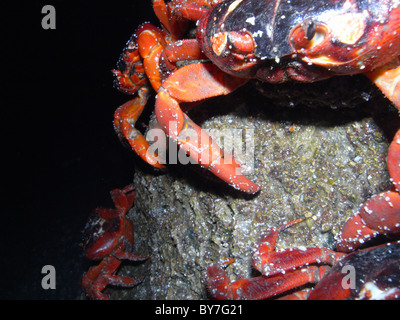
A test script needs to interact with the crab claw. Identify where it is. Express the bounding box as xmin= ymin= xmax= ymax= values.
xmin=336 ymin=190 xmax=400 ymax=252
xmin=388 ymin=129 xmax=400 ymax=192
